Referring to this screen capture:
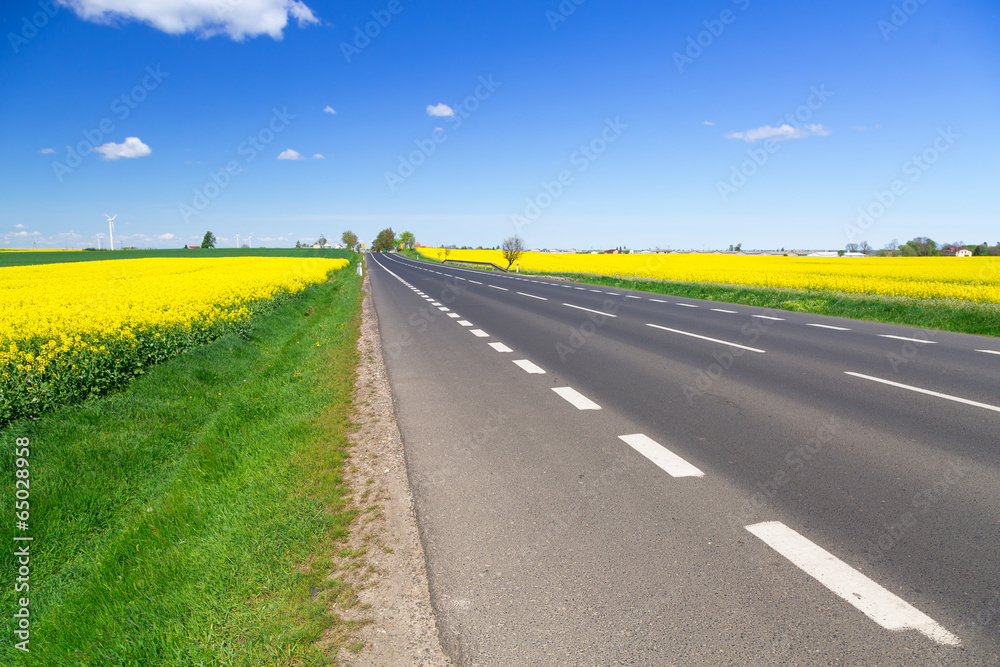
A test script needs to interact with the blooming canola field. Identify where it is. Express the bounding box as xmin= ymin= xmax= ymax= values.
xmin=420 ymin=249 xmax=1000 ymax=303
xmin=1 ymin=256 xmax=349 ymax=425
